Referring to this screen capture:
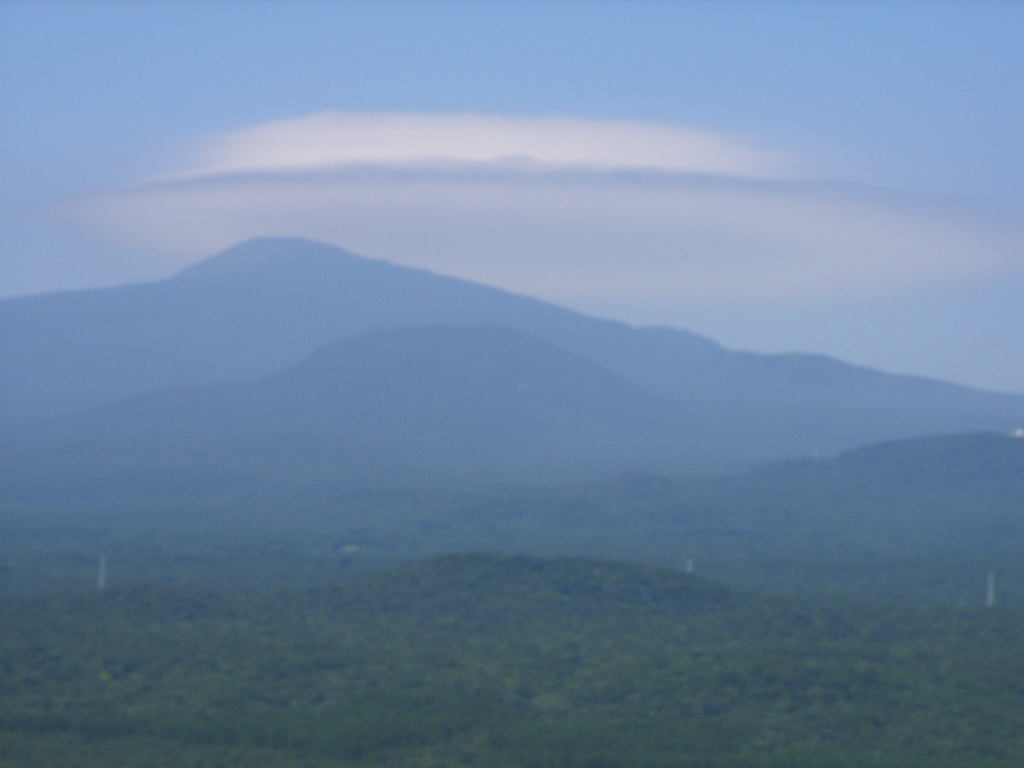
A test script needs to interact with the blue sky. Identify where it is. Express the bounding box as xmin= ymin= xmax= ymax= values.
xmin=2 ymin=1 xmax=1023 ymax=392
